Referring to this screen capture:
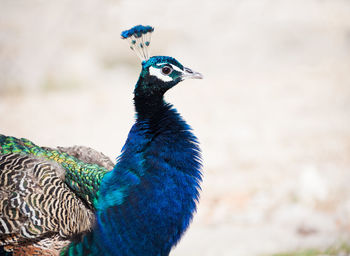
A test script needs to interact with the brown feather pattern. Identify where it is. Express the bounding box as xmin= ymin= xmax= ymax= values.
xmin=0 ymin=153 xmax=94 ymax=254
